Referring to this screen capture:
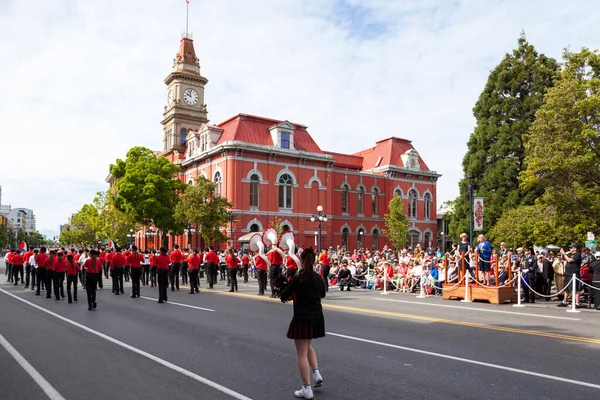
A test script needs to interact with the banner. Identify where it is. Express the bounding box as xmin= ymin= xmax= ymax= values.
xmin=473 ymin=197 xmax=484 ymax=231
